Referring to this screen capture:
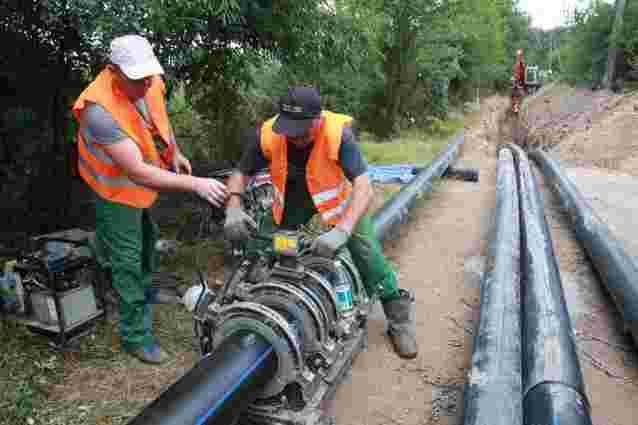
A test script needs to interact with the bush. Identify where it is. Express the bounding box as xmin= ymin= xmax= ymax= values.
xmin=167 ymin=83 xmax=210 ymax=161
